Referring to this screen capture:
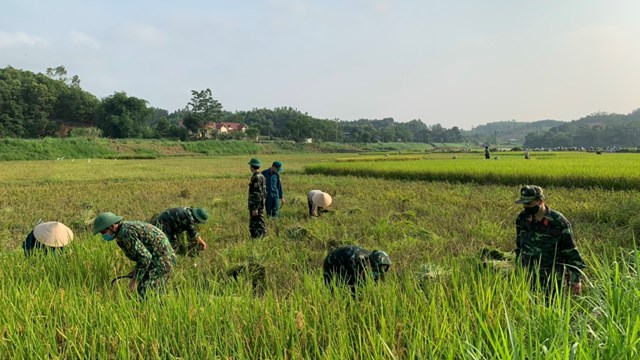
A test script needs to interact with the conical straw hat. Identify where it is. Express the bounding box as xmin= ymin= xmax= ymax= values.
xmin=33 ymin=222 xmax=74 ymax=247
xmin=313 ymin=192 xmax=332 ymax=208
